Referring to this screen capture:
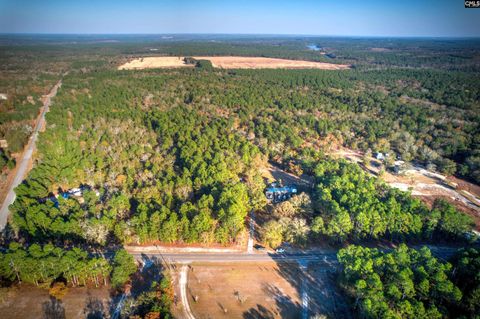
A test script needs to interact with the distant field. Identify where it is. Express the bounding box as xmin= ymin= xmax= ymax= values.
xmin=118 ymin=56 xmax=351 ymax=70
xmin=118 ymin=56 xmax=193 ymax=69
